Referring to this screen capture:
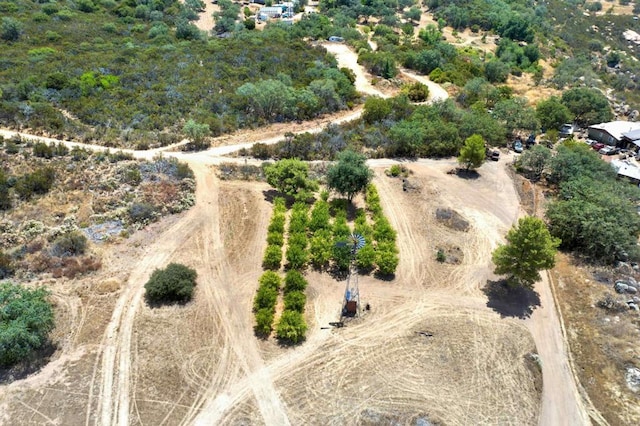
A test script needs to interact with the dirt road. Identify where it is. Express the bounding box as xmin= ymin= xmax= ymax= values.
xmin=320 ymin=42 xmax=389 ymax=98
xmin=0 ymin=44 xmax=595 ymax=426
xmin=526 ymin=273 xmax=591 ymax=426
